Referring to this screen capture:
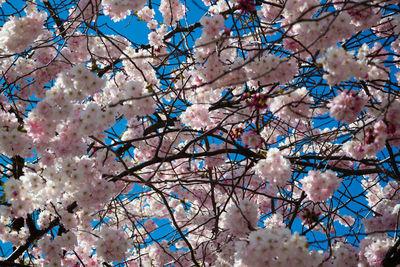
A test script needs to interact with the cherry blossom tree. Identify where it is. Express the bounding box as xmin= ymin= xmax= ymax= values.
xmin=0 ymin=0 xmax=400 ymax=266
